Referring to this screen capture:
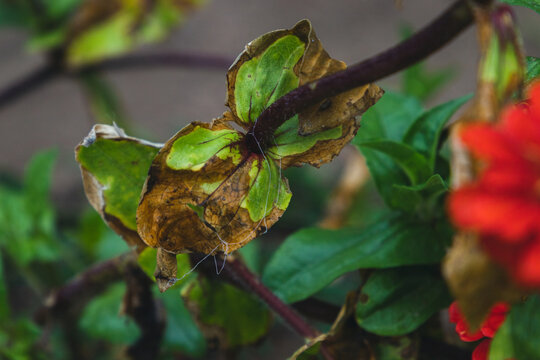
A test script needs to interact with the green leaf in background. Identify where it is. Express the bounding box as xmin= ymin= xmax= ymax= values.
xmin=68 ymin=12 xmax=134 ymax=67
xmin=0 ymin=1 xmax=35 ymax=29
xmin=0 ymin=253 xmax=9 ymax=322
xmin=43 ymin=0 xmax=81 ymax=22
xmin=489 ymin=319 xmax=515 ymax=360
xmin=0 ymin=149 xmax=59 ymax=265
xmin=389 ymin=174 xmax=448 ymax=215
xmin=66 ymin=0 xmax=203 ymax=67
xmin=526 ymin=56 xmax=540 ymax=83
xmin=185 ymin=278 xmax=272 ymax=348
xmin=79 ymin=283 xmax=140 ymax=344
xmin=401 ymin=25 xmax=455 ymax=102
xmin=0 ymin=319 xmax=45 ymax=360
xmin=402 ymin=94 xmax=471 ymax=170
xmin=489 ymin=295 xmax=540 ymax=360
xmin=500 ymin=0 xmax=540 ymax=14
xmin=160 ymin=288 xmax=206 ymax=357
xmin=76 ymin=125 xmax=160 ymax=239
xmin=354 ymin=91 xmax=424 ymax=143
xmin=262 ymin=213 xmax=452 ymax=303
xmin=358 ymin=140 xmax=431 ymax=185
xmin=356 ymin=267 xmax=451 ymax=336
xmin=353 ymin=92 xmax=423 ymax=205
xmin=79 ymin=72 xmax=130 ymax=131
xmin=373 ymin=335 xmax=419 ymax=360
